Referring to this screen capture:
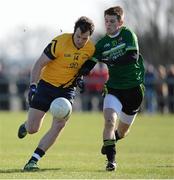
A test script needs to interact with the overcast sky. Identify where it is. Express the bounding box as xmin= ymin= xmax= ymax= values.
xmin=0 ymin=0 xmax=123 ymax=40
